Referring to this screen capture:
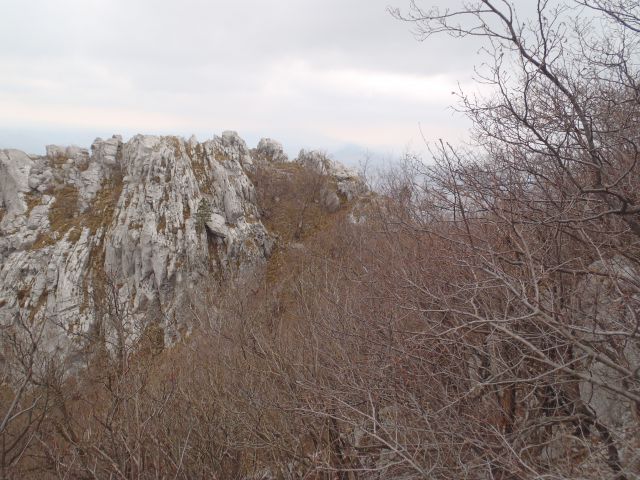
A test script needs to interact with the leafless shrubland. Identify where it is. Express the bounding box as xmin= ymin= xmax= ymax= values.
xmin=1 ymin=1 xmax=639 ymax=478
